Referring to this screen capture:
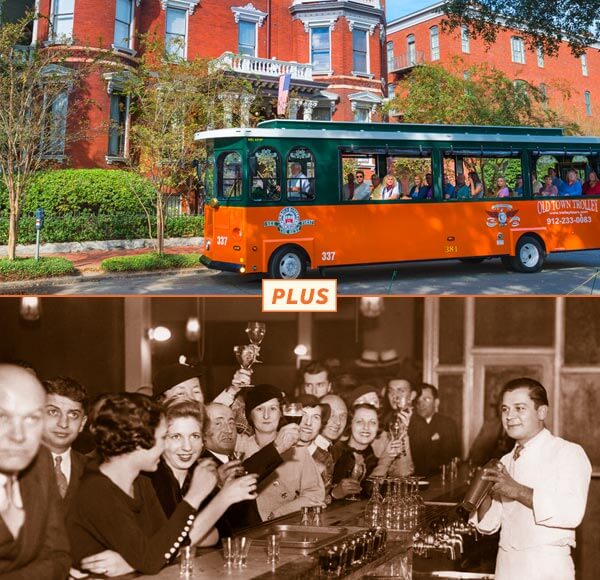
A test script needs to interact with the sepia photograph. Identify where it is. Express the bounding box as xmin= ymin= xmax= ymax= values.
xmin=0 ymin=296 xmax=598 ymax=579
